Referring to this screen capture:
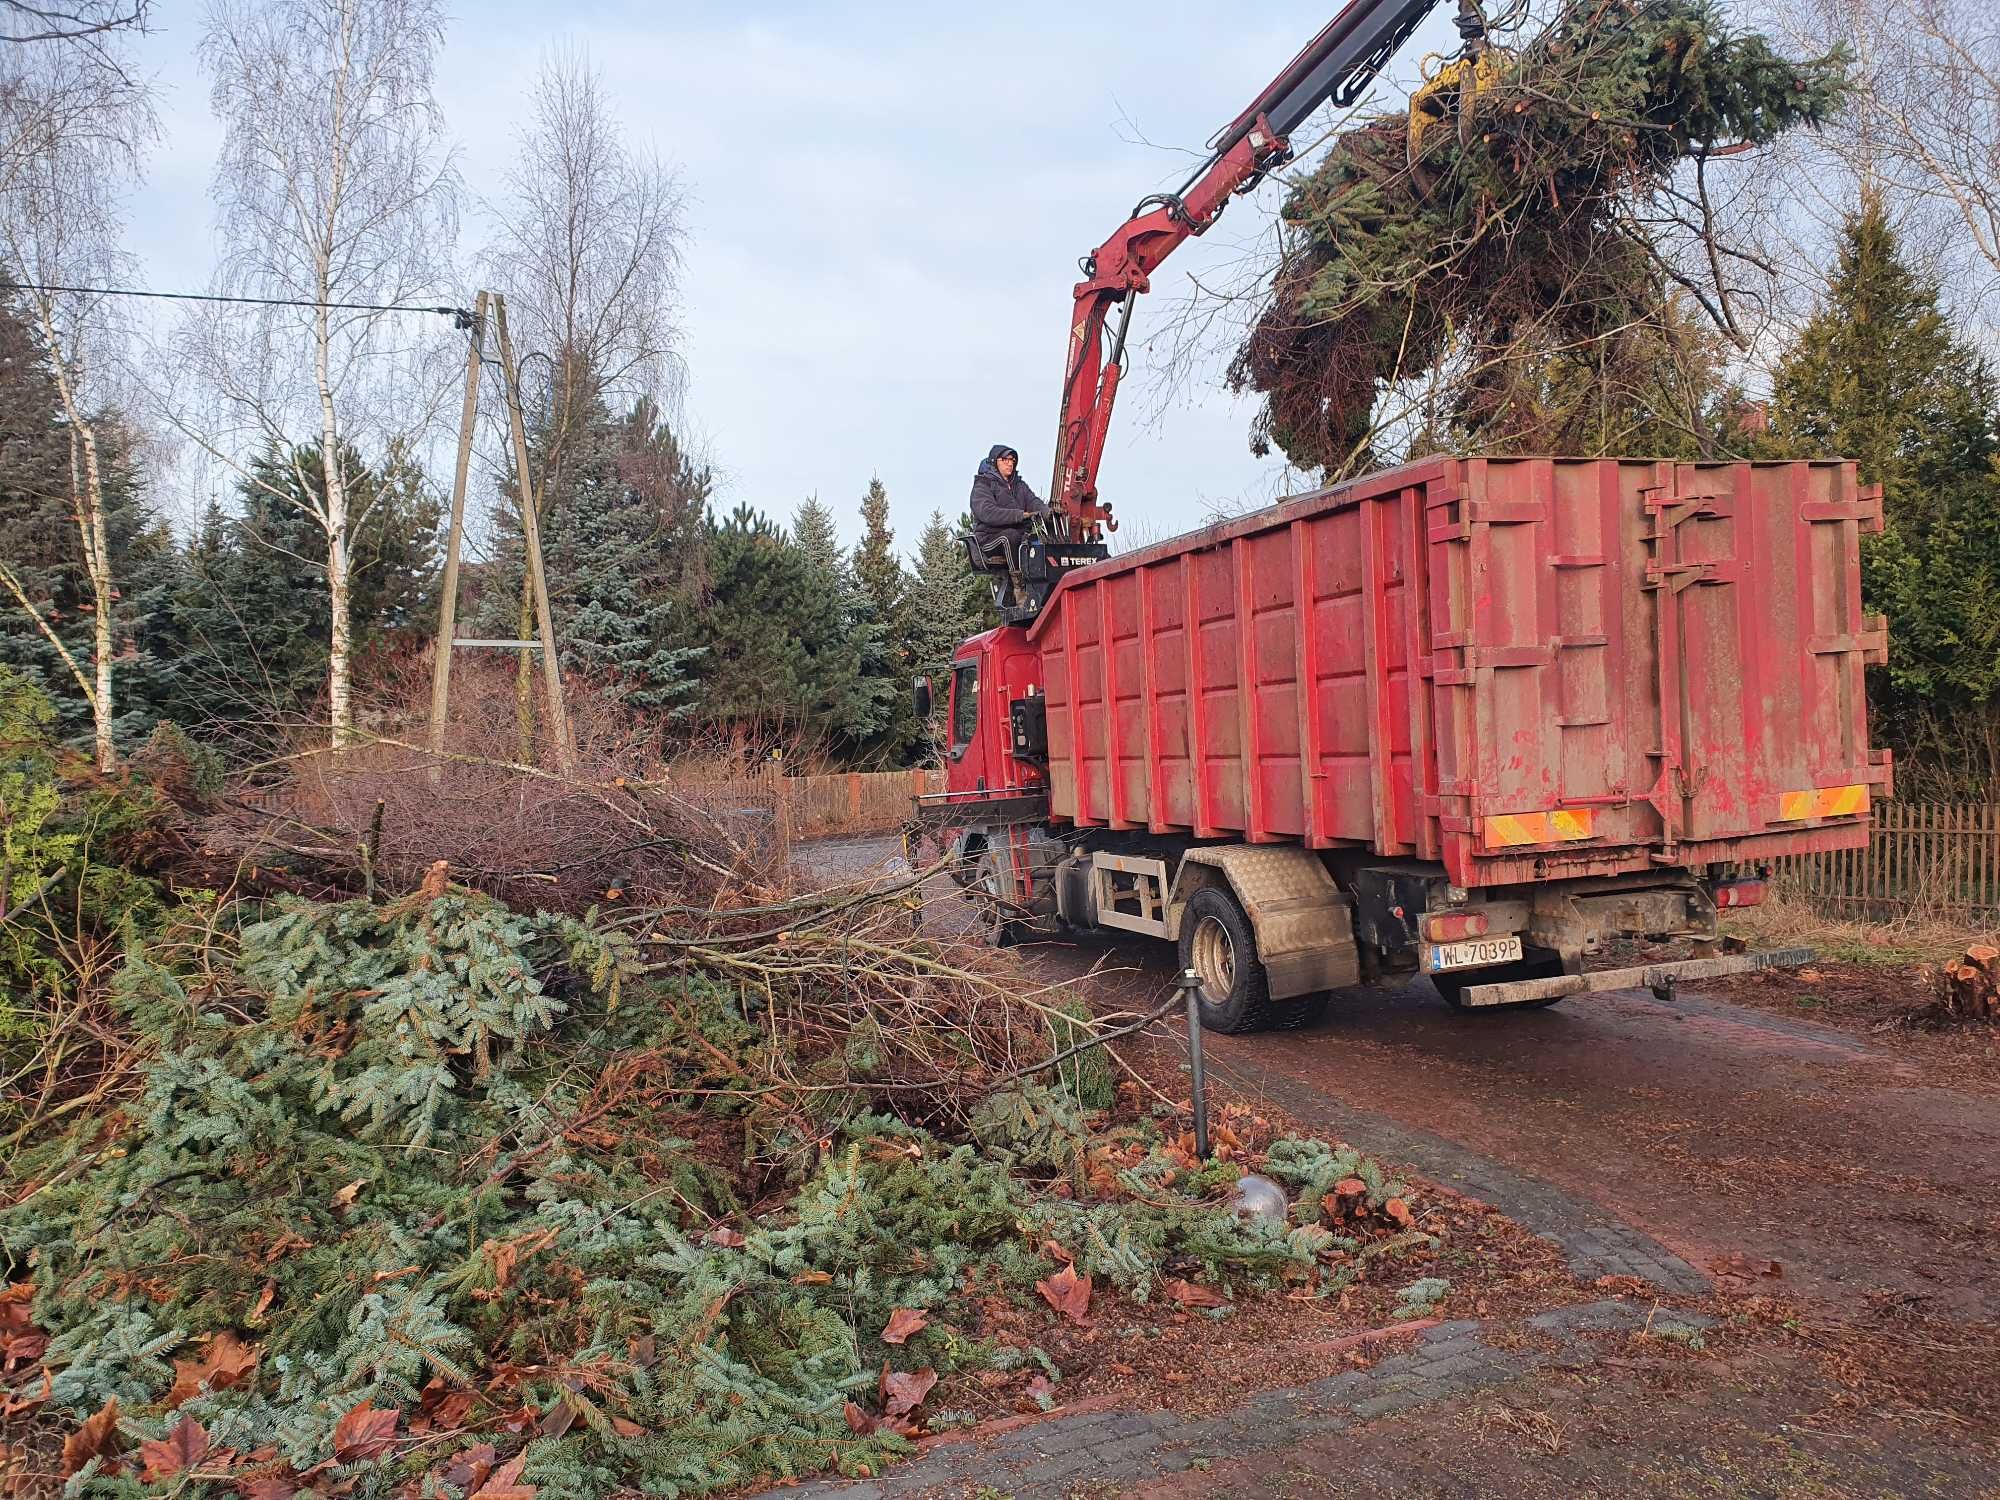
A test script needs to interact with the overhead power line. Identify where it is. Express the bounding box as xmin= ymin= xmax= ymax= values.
xmin=0 ymin=279 xmax=475 ymax=325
